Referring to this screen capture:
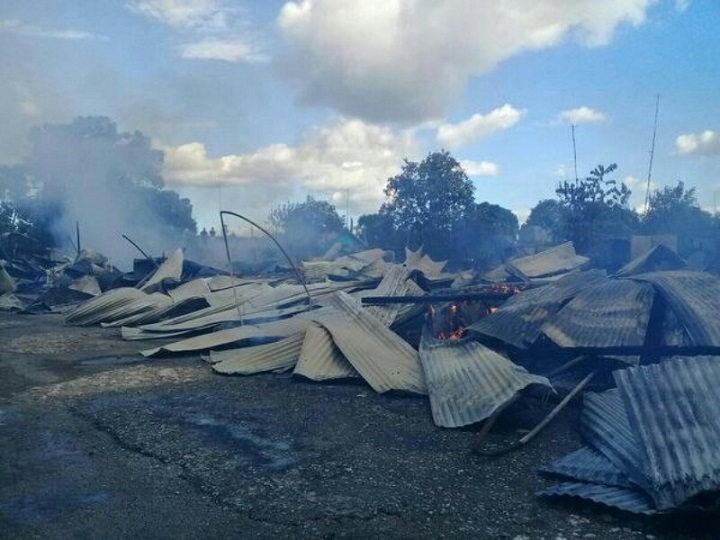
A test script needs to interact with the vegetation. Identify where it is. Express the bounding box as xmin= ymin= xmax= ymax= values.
xmin=268 ymin=196 xmax=346 ymax=260
xmin=360 ymin=150 xmax=518 ymax=268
